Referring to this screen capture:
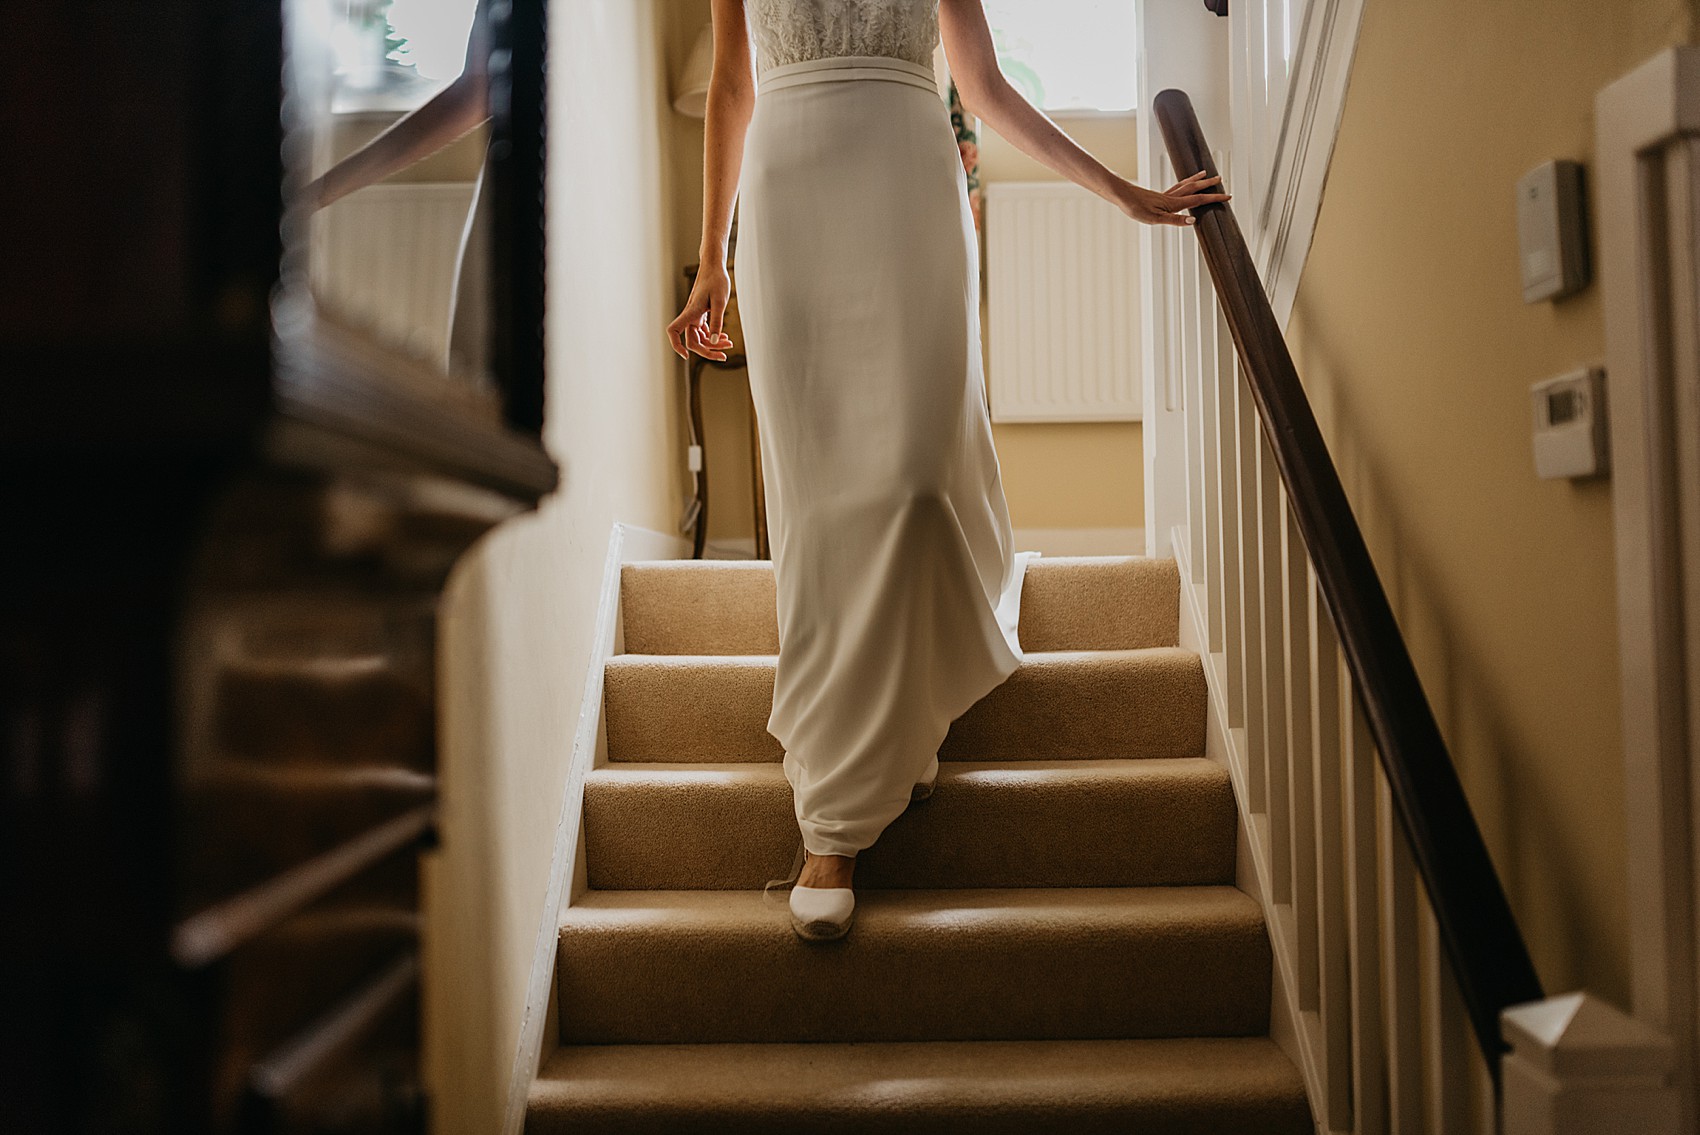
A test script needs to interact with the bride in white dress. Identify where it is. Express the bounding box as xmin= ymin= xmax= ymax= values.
xmin=665 ymin=0 xmax=1228 ymax=941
